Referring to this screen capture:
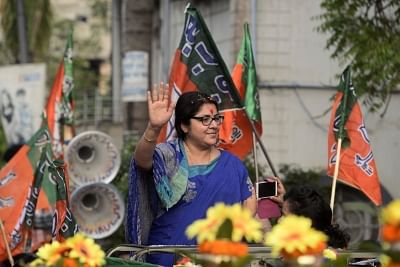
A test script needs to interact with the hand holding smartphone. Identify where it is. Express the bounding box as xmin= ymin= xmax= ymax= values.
xmin=256 ymin=180 xmax=278 ymax=200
